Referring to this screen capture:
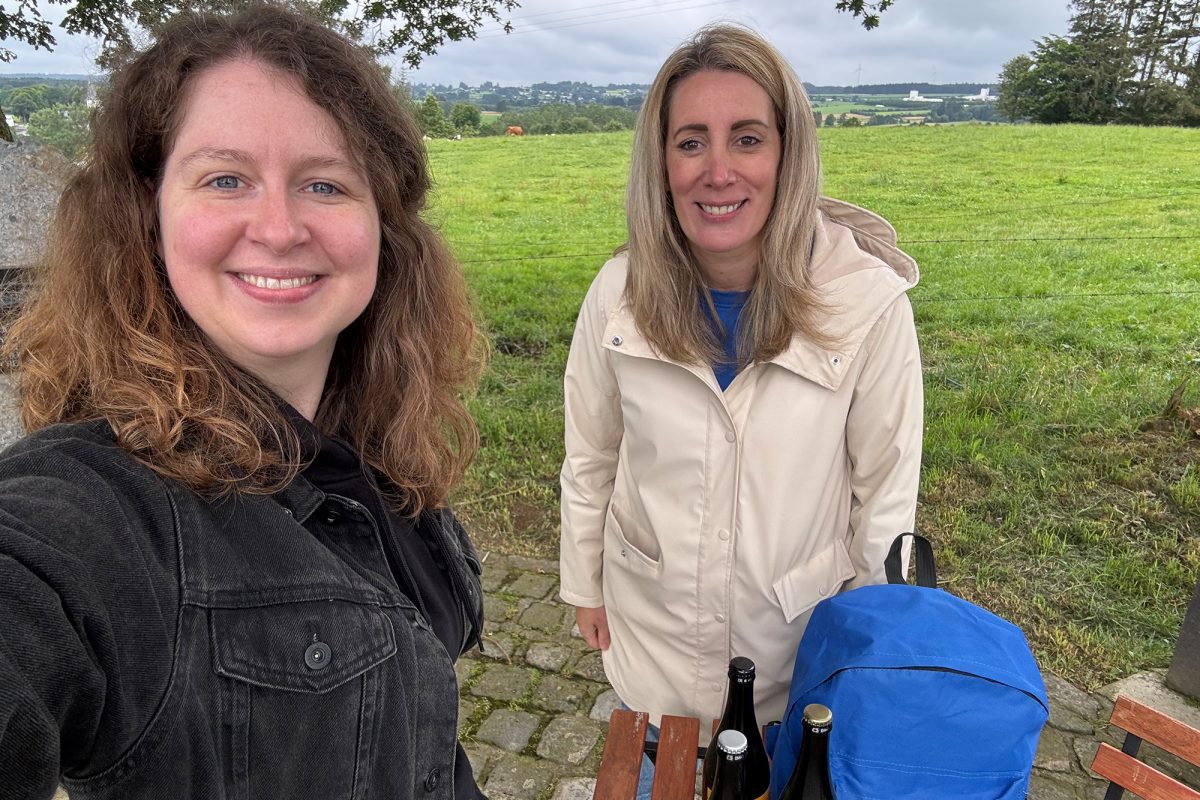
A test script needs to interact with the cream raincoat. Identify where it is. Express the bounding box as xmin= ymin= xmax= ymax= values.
xmin=559 ymin=198 xmax=923 ymax=728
